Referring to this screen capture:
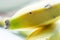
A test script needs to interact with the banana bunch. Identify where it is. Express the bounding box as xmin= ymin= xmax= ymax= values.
xmin=0 ymin=0 xmax=60 ymax=40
